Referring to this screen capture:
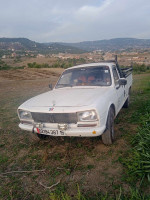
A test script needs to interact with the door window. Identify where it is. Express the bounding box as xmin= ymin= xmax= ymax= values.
xmin=112 ymin=66 xmax=119 ymax=85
